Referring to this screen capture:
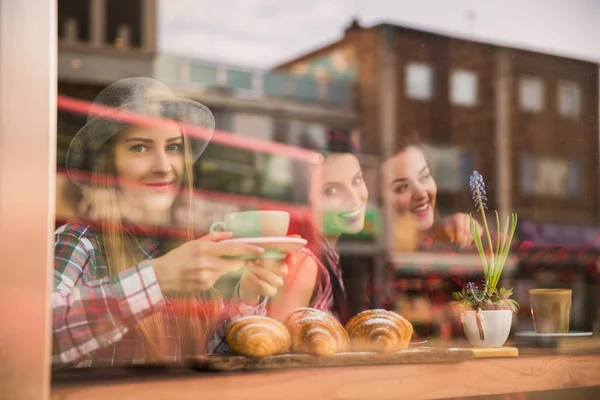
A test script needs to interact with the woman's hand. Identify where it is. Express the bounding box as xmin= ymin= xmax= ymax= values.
xmin=238 ymin=258 xmax=289 ymax=306
xmin=152 ymin=231 xmax=265 ymax=293
xmin=442 ymin=213 xmax=483 ymax=248
xmin=236 ymin=233 xmax=300 ymax=306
